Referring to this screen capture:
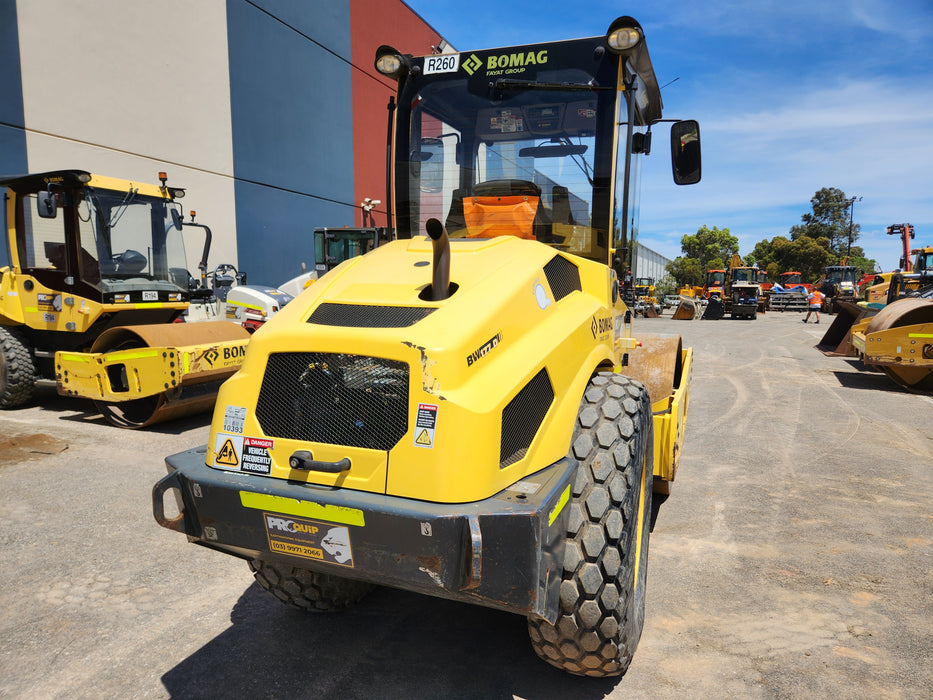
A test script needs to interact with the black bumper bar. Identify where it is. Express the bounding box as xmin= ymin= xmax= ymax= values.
xmin=153 ymin=447 xmax=575 ymax=622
